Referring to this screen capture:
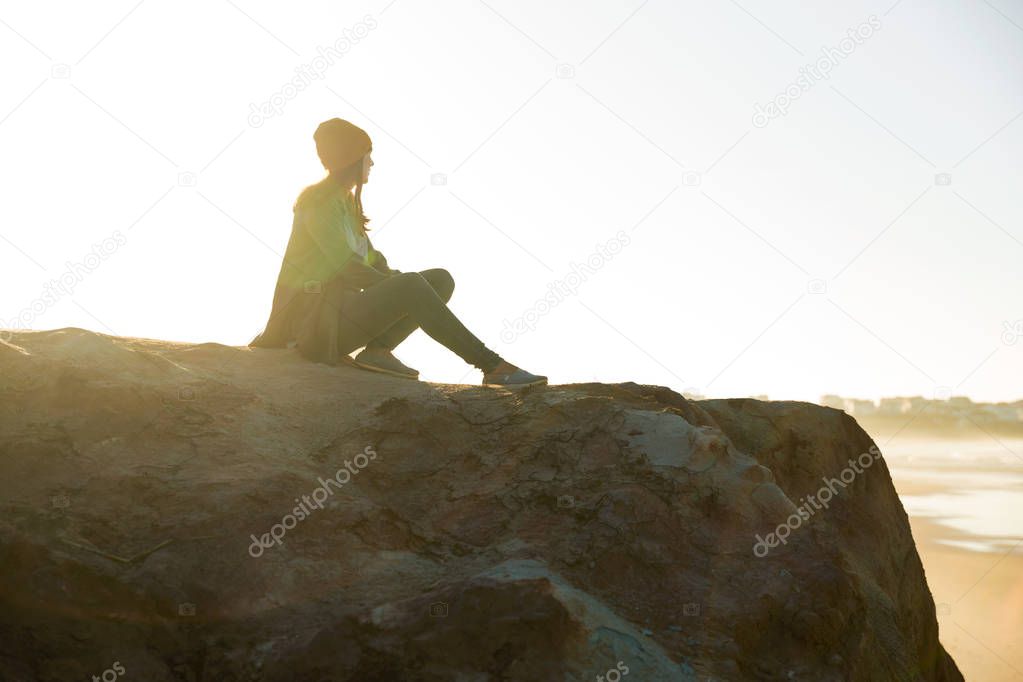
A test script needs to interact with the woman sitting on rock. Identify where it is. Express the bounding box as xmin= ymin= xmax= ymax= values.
xmin=251 ymin=118 xmax=546 ymax=388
